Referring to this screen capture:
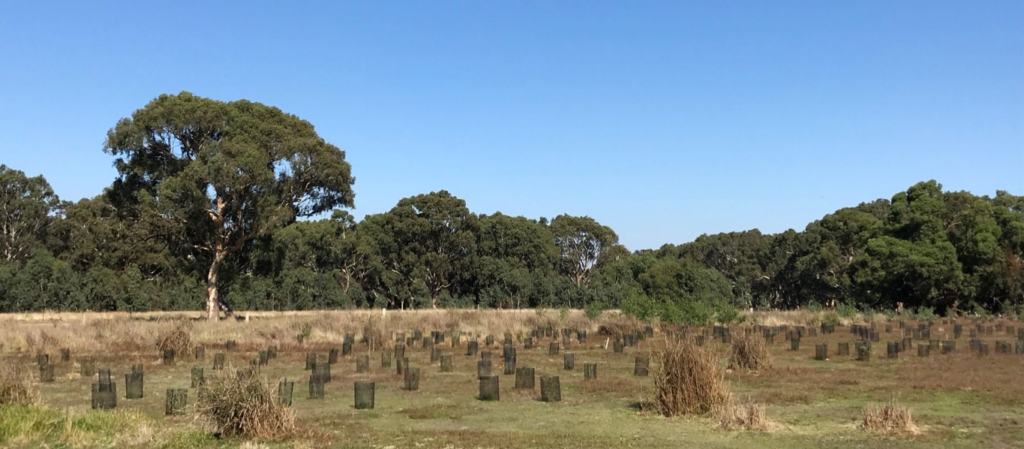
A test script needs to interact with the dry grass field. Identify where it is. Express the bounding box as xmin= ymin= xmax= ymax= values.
xmin=1 ymin=309 xmax=1023 ymax=448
